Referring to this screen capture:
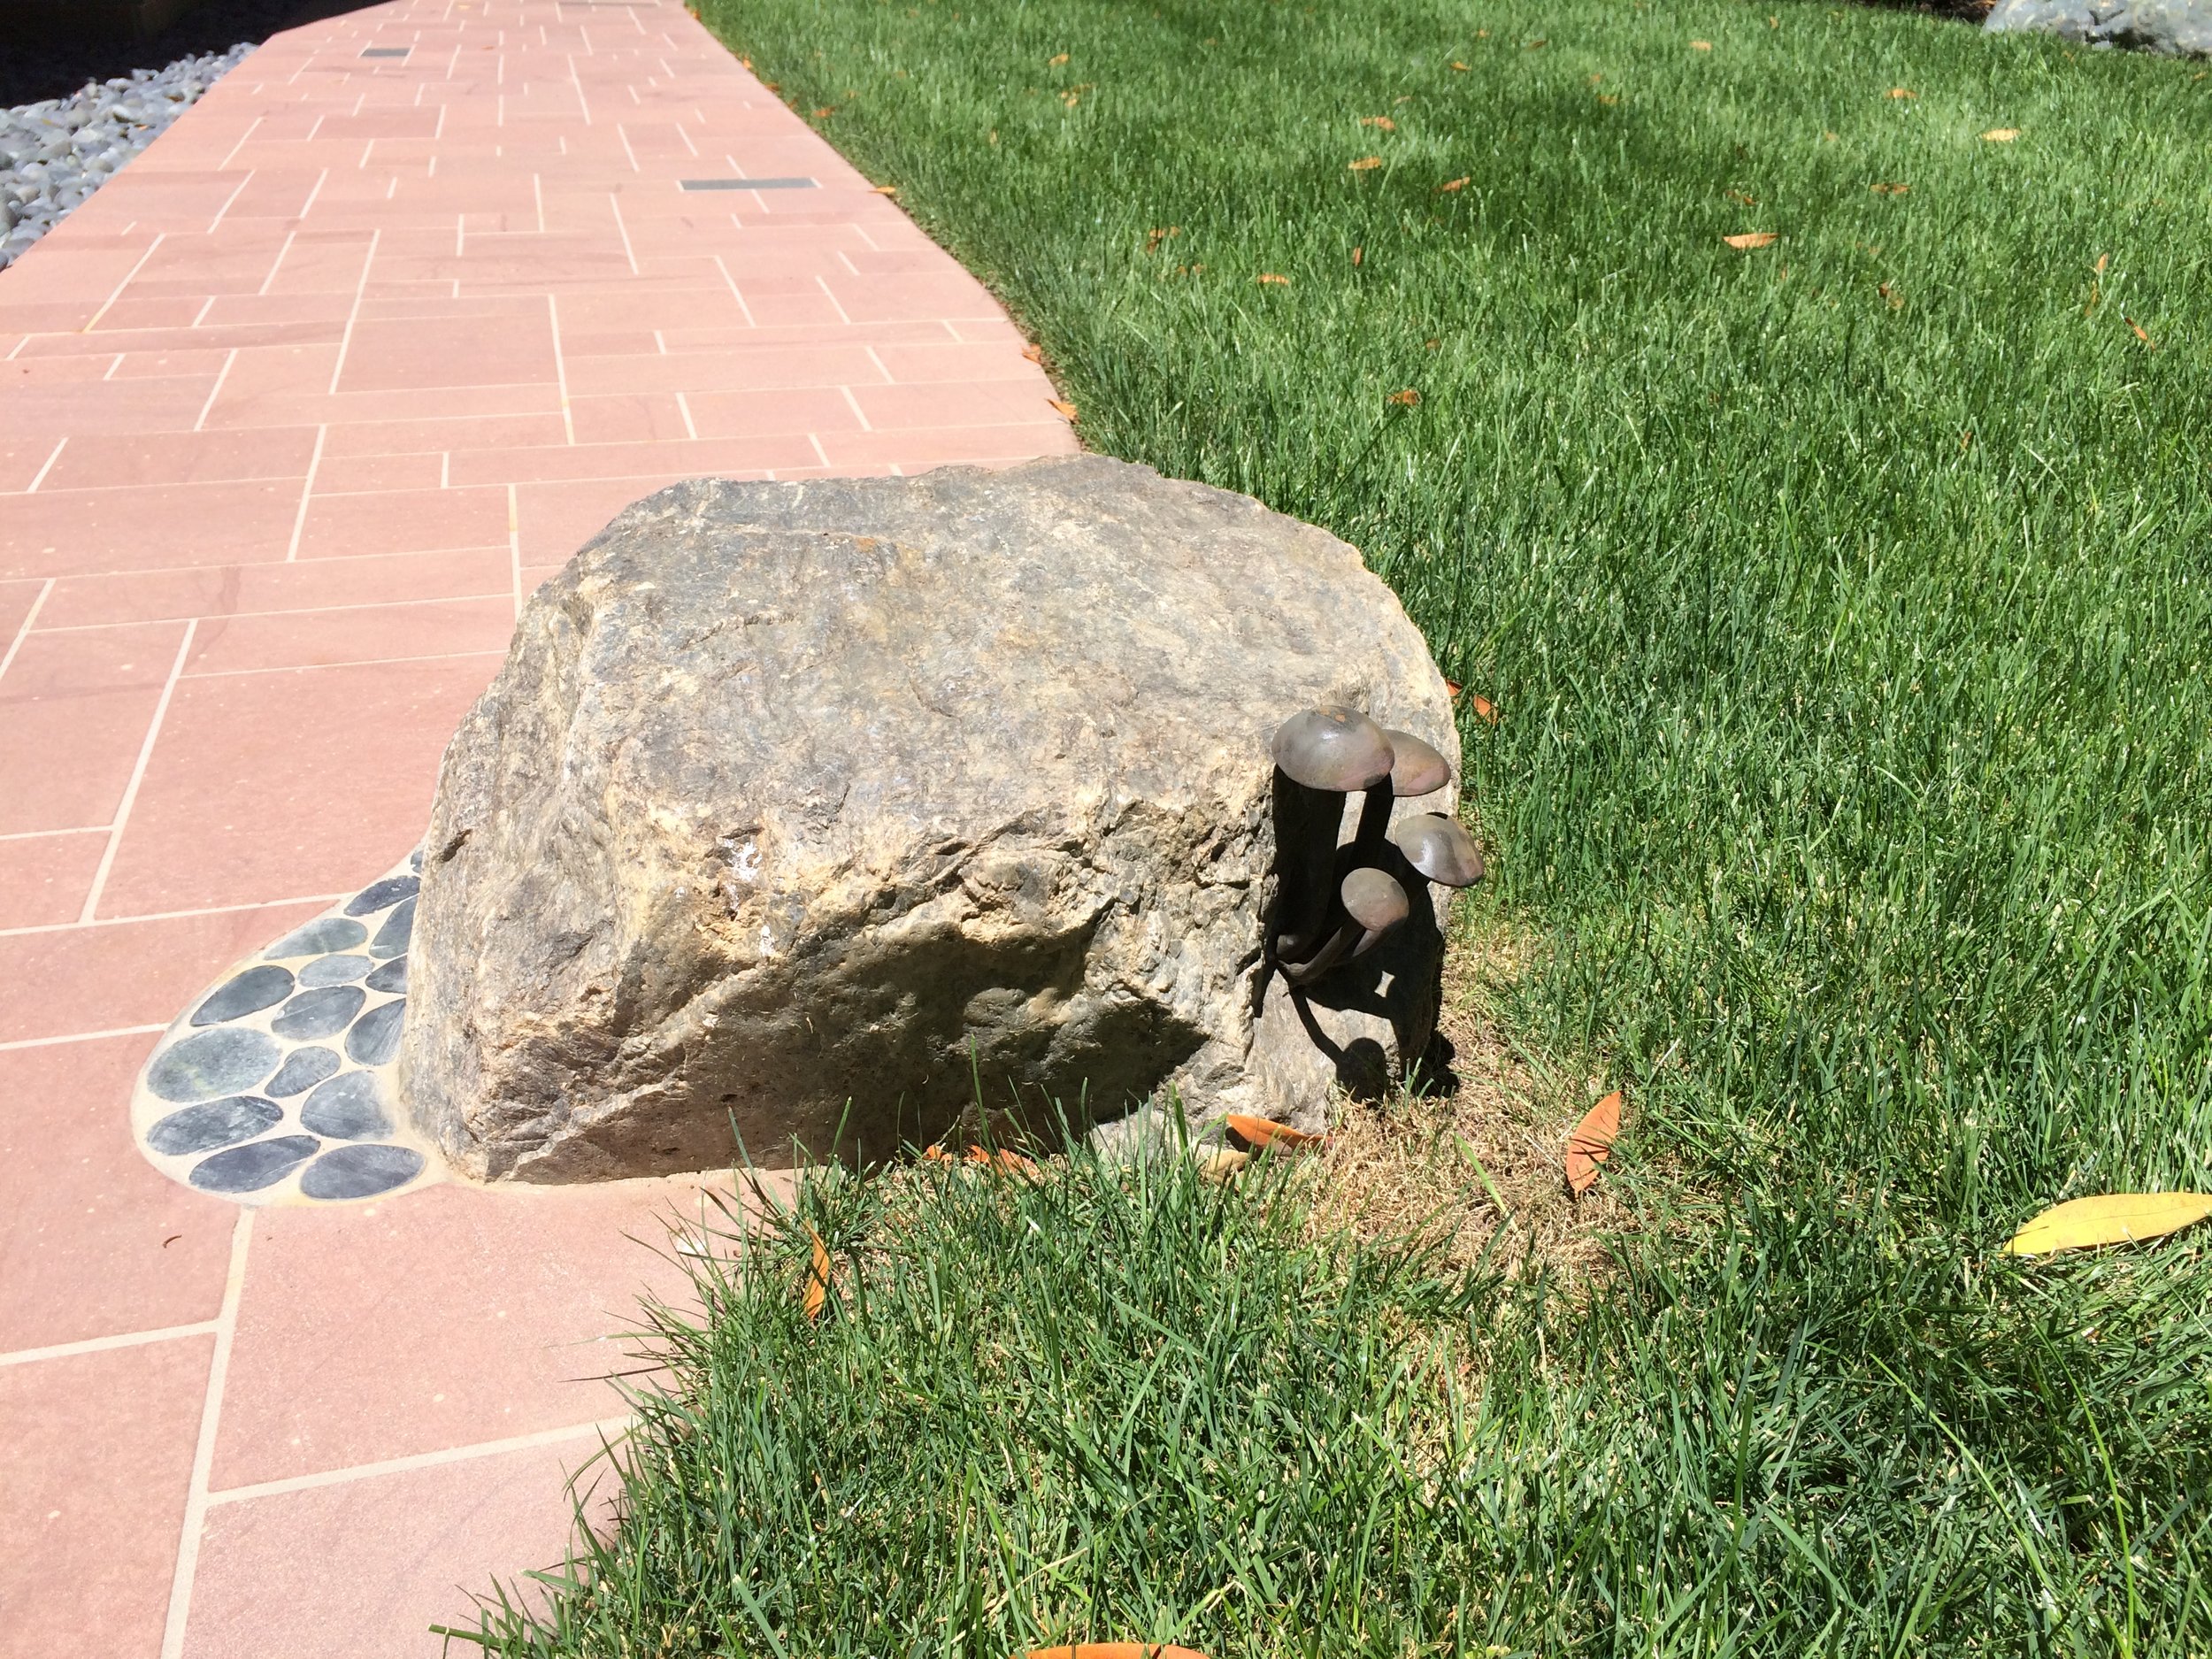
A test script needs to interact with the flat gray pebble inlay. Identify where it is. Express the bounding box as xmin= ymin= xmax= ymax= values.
xmin=264 ymin=1045 xmax=342 ymax=1097
xmin=148 ymin=1027 xmax=280 ymax=1102
xmin=345 ymin=998 xmax=405 ymax=1065
xmin=148 ymin=1094 xmax=281 ymax=1156
xmin=299 ymin=954 xmax=371 ymax=987
xmin=265 ymin=917 xmax=367 ymax=958
xmin=300 ymin=1070 xmax=391 ymax=1139
xmin=271 ymin=984 xmax=366 ymax=1040
xmin=190 ymin=1133 xmax=319 ymax=1193
xmin=301 ymin=1142 xmax=425 ymax=1200
xmin=191 ymin=964 xmax=293 ymax=1025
